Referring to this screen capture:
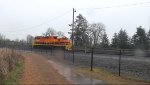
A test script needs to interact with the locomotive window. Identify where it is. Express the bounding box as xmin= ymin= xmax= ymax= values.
xmin=54 ymin=37 xmax=57 ymax=39
xmin=45 ymin=36 xmax=48 ymax=38
xmin=62 ymin=38 xmax=66 ymax=40
xmin=35 ymin=37 xmax=40 ymax=39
